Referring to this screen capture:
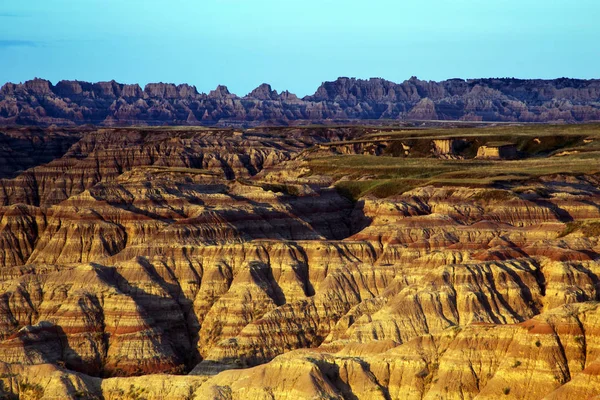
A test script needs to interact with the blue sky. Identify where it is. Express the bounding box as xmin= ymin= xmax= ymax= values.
xmin=1 ymin=0 xmax=598 ymax=96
